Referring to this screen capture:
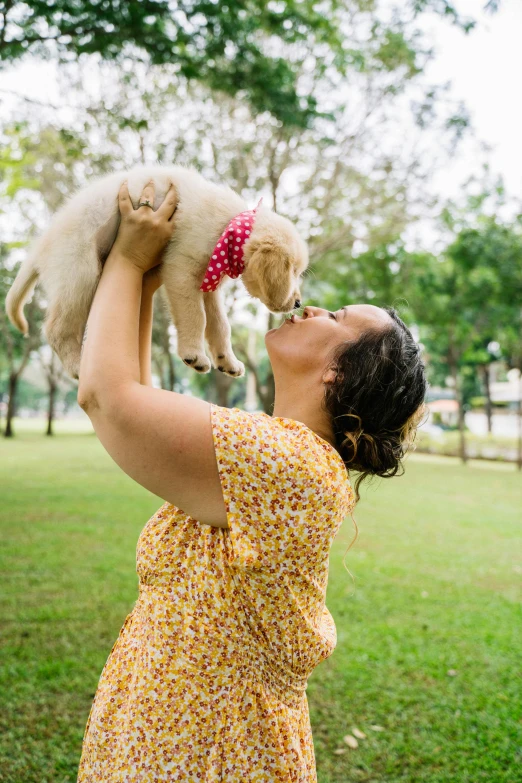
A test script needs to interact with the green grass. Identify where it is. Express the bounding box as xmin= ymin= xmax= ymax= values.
xmin=1 ymin=419 xmax=521 ymax=782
